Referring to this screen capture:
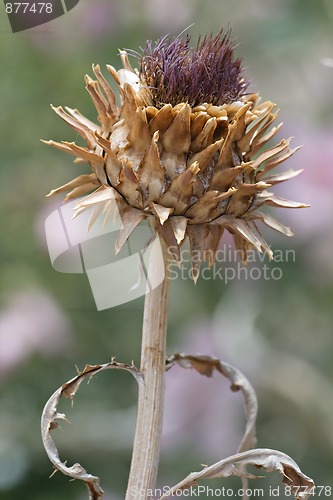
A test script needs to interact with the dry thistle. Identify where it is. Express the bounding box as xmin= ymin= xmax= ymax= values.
xmin=44 ymin=30 xmax=308 ymax=281
xmin=42 ymin=31 xmax=313 ymax=500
